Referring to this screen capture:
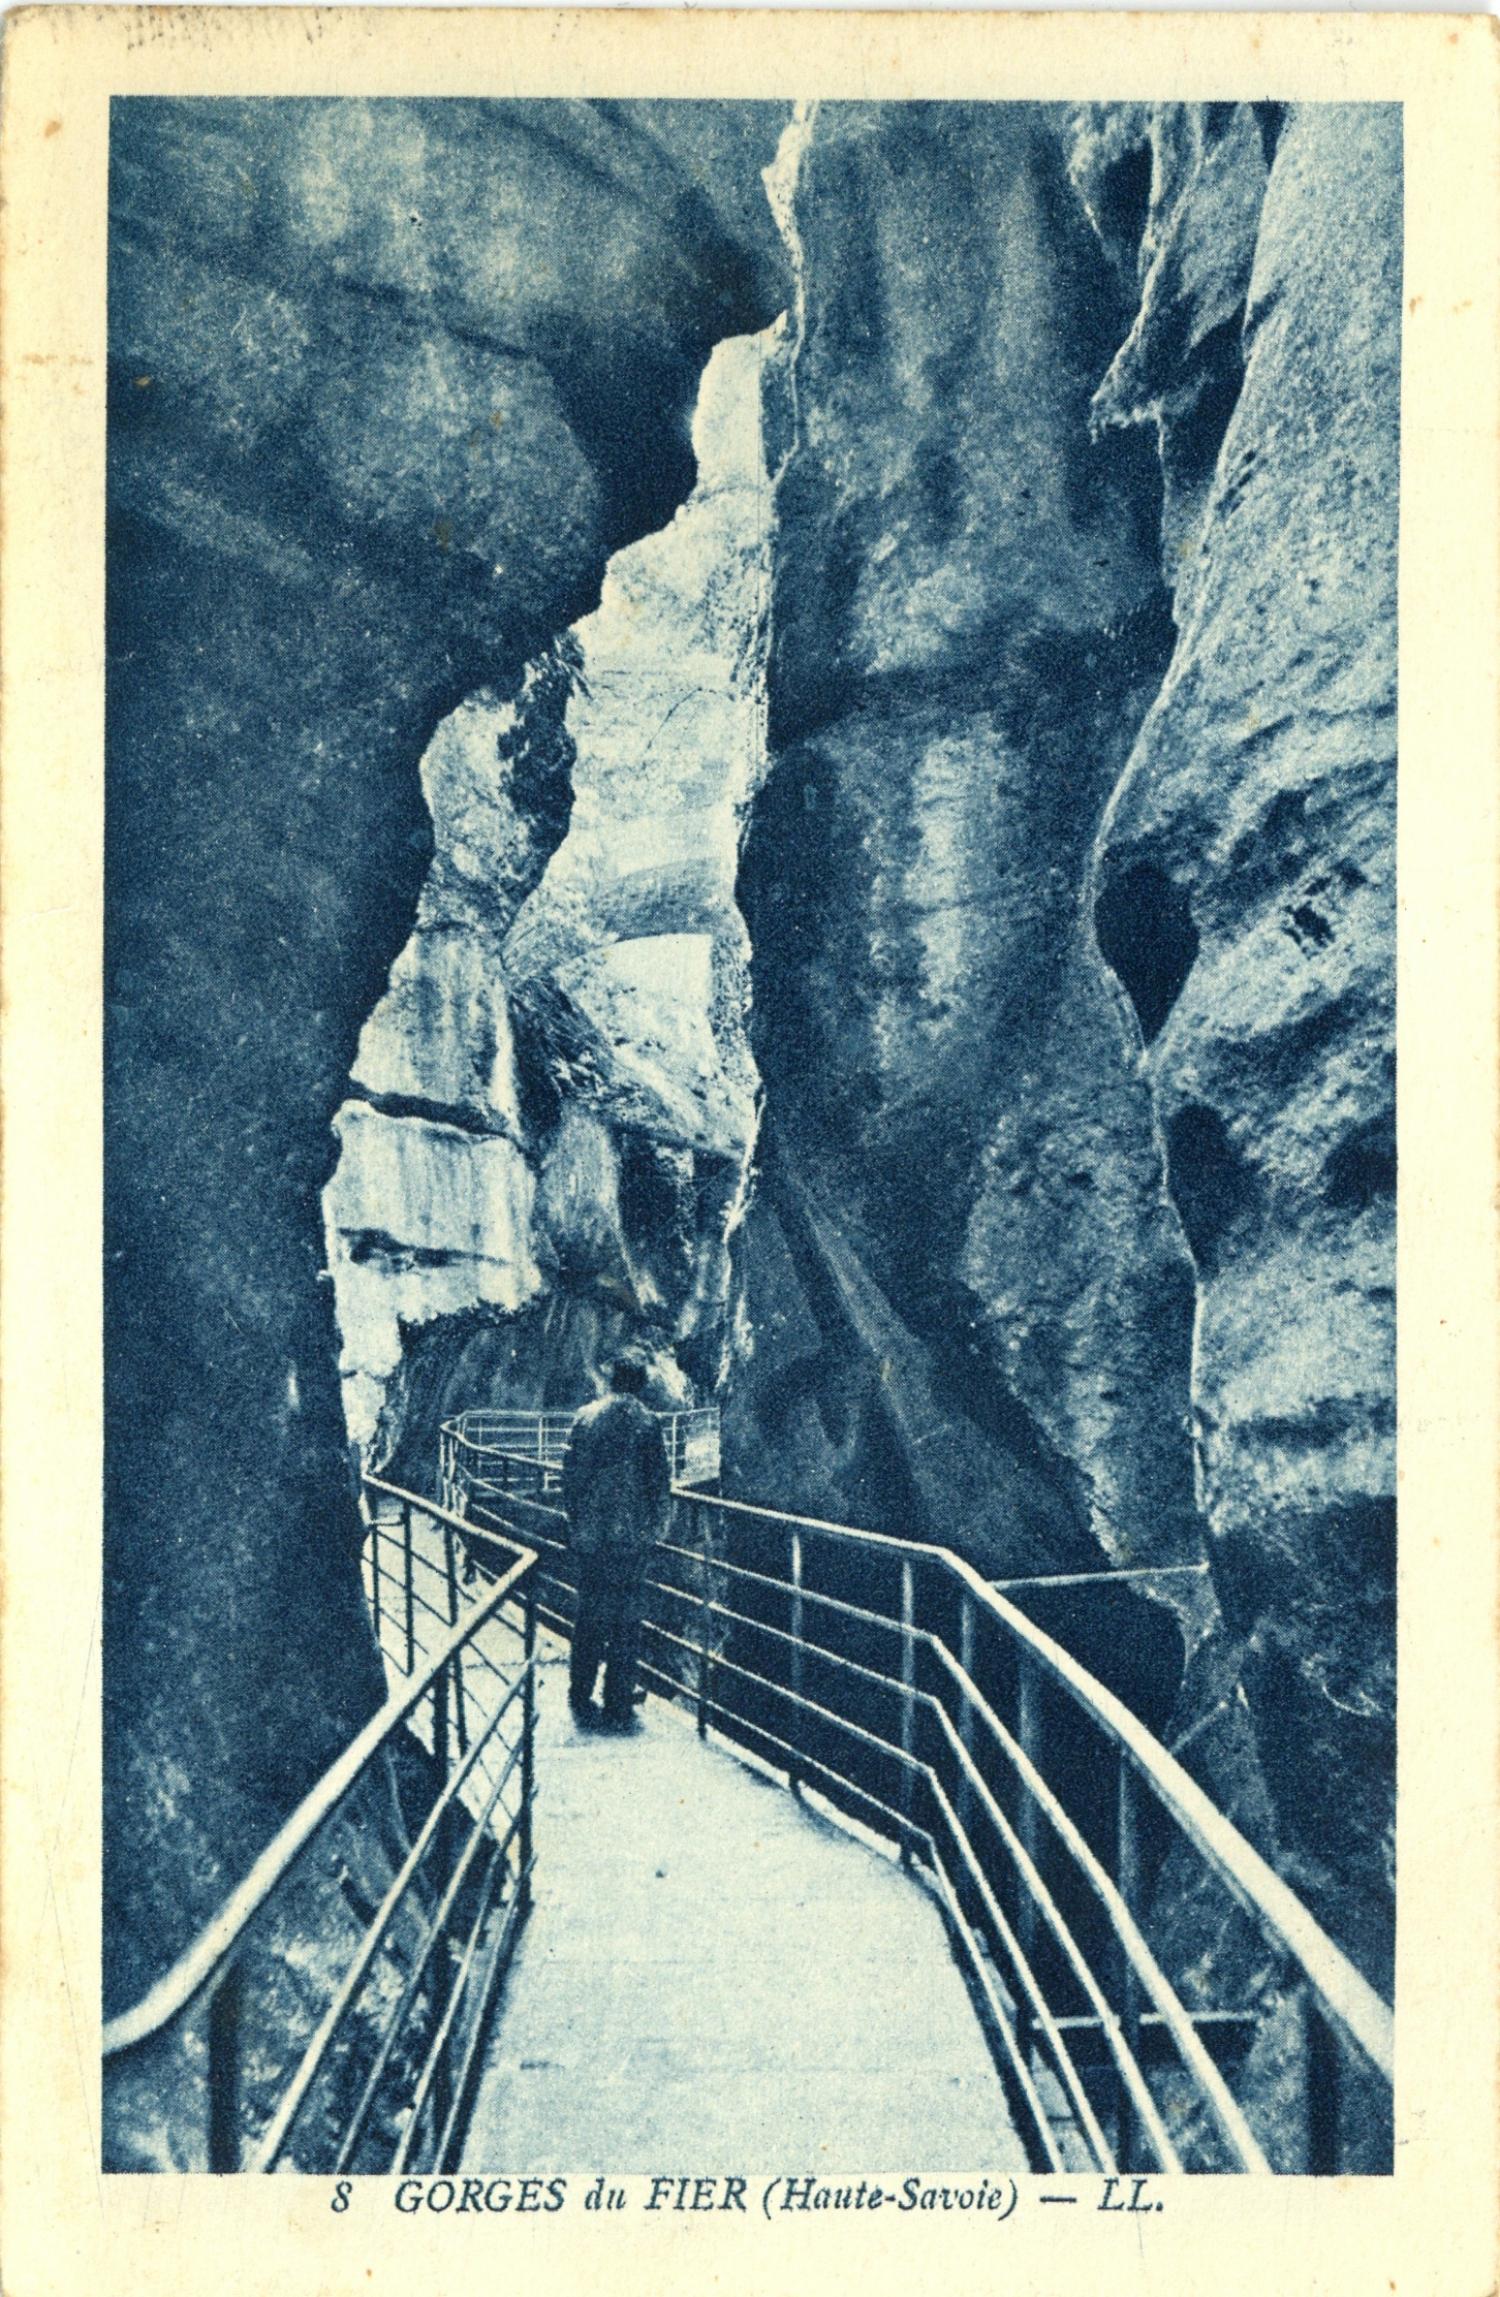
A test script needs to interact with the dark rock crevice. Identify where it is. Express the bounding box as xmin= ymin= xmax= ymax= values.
xmin=1163 ymin=1103 xmax=1262 ymax=1277
xmin=342 ymin=1087 xmax=520 ymax=1142
xmin=1093 ymin=858 xmax=1200 ymax=1044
